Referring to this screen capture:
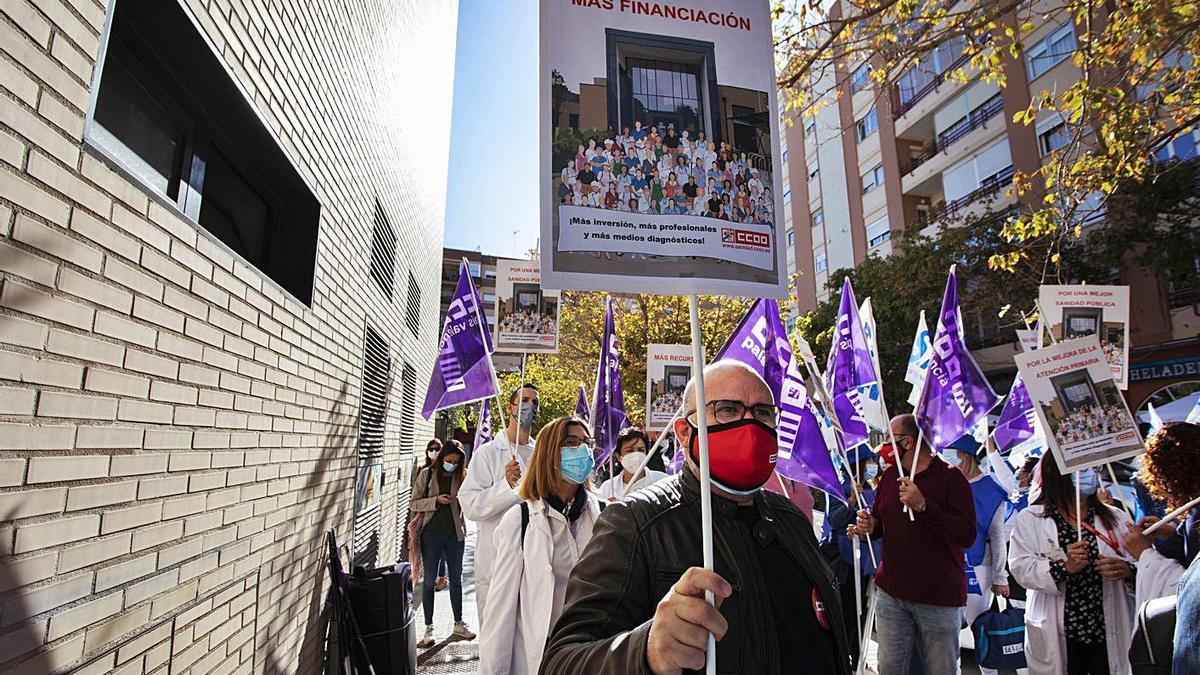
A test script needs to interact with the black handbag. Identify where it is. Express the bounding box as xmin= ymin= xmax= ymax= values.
xmin=1129 ymin=595 xmax=1176 ymax=675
